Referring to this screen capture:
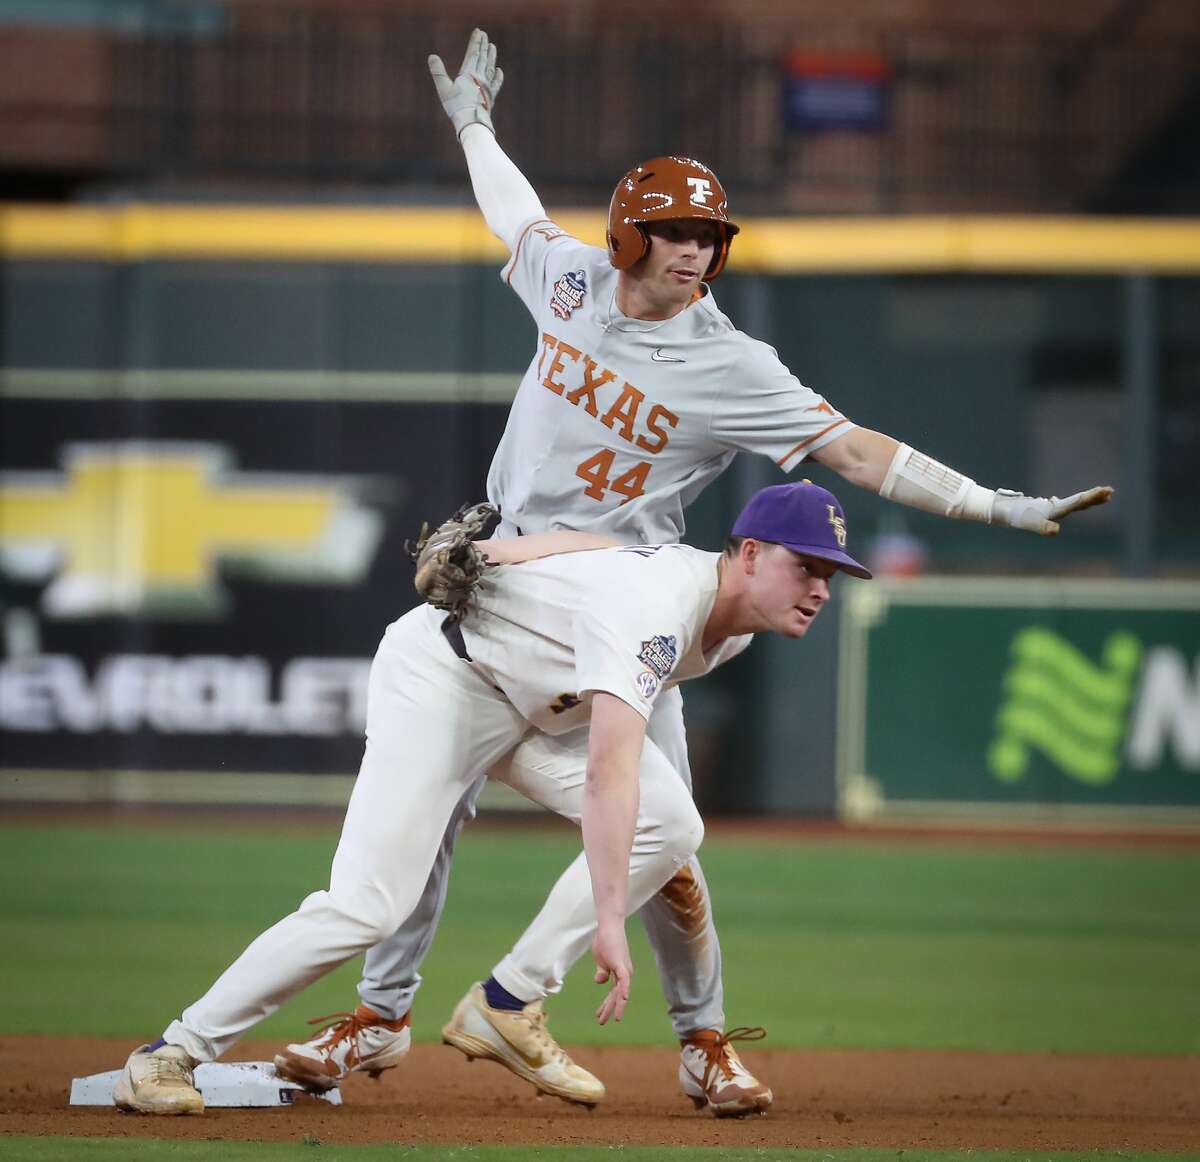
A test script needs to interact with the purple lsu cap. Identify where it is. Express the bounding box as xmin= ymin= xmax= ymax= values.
xmin=732 ymin=481 xmax=872 ymax=579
